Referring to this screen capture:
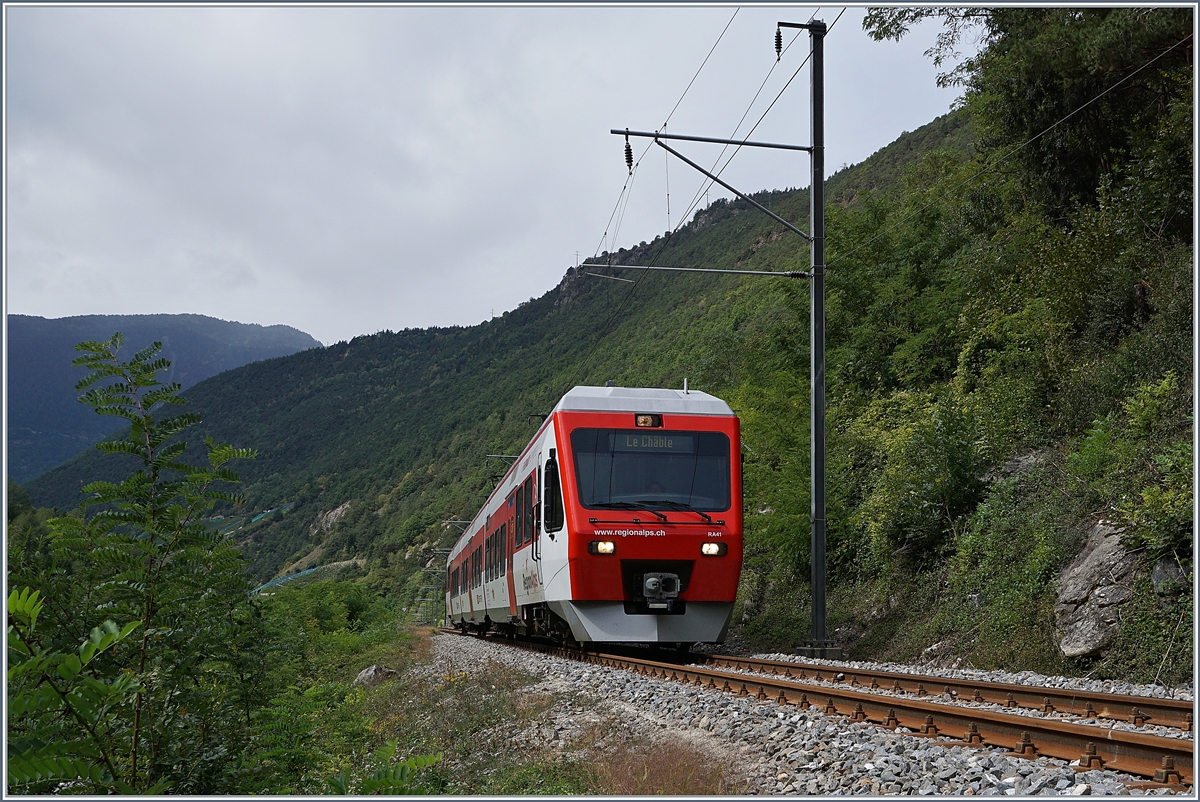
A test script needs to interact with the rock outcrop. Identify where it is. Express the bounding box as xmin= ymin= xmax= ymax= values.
xmin=311 ymin=501 xmax=352 ymax=536
xmin=1151 ymin=554 xmax=1189 ymax=602
xmin=1054 ymin=520 xmax=1137 ymax=659
xmin=352 ymin=664 xmax=399 ymax=688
